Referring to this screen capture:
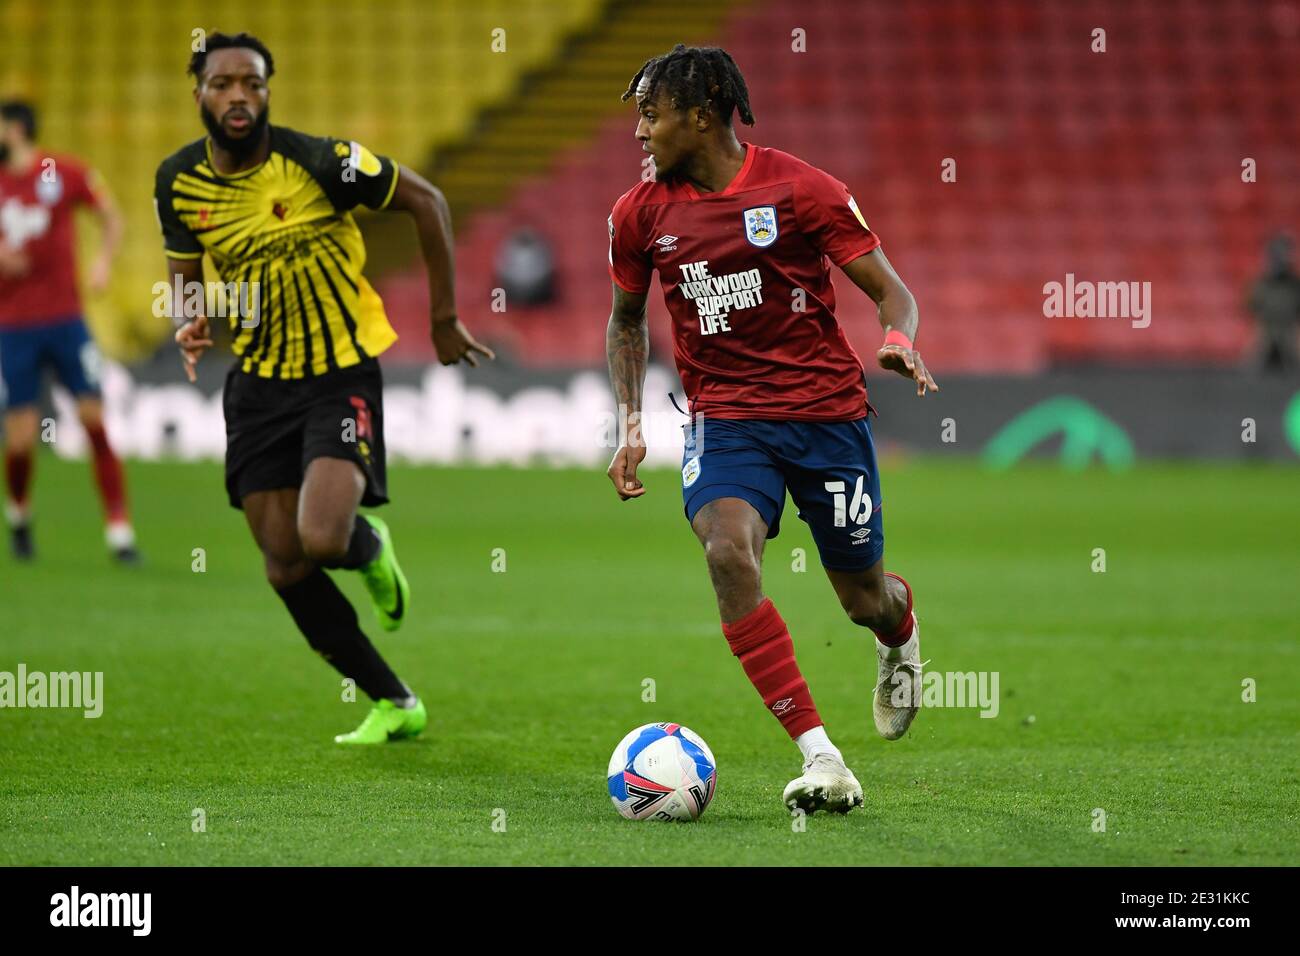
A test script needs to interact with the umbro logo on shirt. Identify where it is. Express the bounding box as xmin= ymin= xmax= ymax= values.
xmin=655 ymin=234 xmax=678 ymax=252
